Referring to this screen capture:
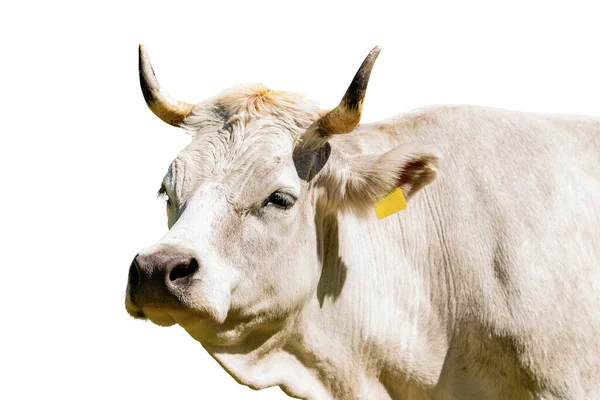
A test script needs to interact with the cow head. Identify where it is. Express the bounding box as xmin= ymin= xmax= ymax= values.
xmin=125 ymin=45 xmax=439 ymax=347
